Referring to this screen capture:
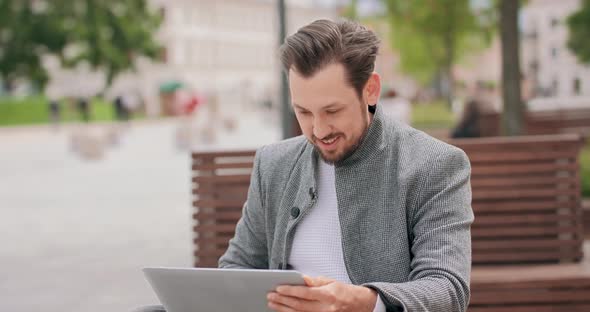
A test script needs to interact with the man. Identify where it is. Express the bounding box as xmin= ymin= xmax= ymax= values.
xmin=223 ymin=19 xmax=472 ymax=312
xmin=138 ymin=19 xmax=473 ymax=312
